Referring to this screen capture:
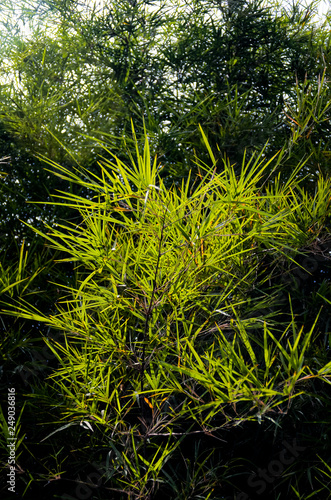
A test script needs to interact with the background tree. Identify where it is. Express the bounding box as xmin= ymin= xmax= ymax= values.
xmin=1 ymin=0 xmax=330 ymax=188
